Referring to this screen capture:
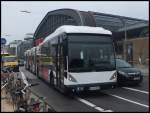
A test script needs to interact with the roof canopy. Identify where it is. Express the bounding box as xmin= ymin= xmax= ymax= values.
xmin=33 ymin=8 xmax=148 ymax=42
